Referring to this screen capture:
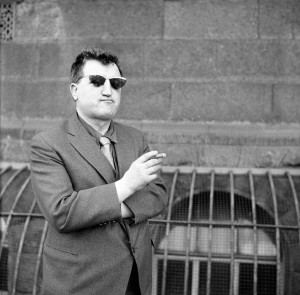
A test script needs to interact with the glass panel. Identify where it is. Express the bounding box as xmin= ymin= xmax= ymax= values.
xmin=197 ymin=227 xmax=232 ymax=254
xmin=257 ymin=264 xmax=277 ymax=295
xmin=0 ymin=245 xmax=9 ymax=291
xmin=171 ymin=174 xmax=195 ymax=221
xmin=159 ymin=225 xmax=236 ymax=255
xmin=198 ymin=262 xmax=207 ymax=295
xmin=199 ymin=262 xmax=230 ymax=295
xmin=158 ymin=226 xmax=189 ymax=252
xmin=239 ymin=263 xmax=277 ymax=295
xmin=157 ymin=260 xmax=192 ymax=295
xmin=237 ymin=222 xmax=276 ymax=256
xmin=239 ymin=263 xmax=254 ymax=295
